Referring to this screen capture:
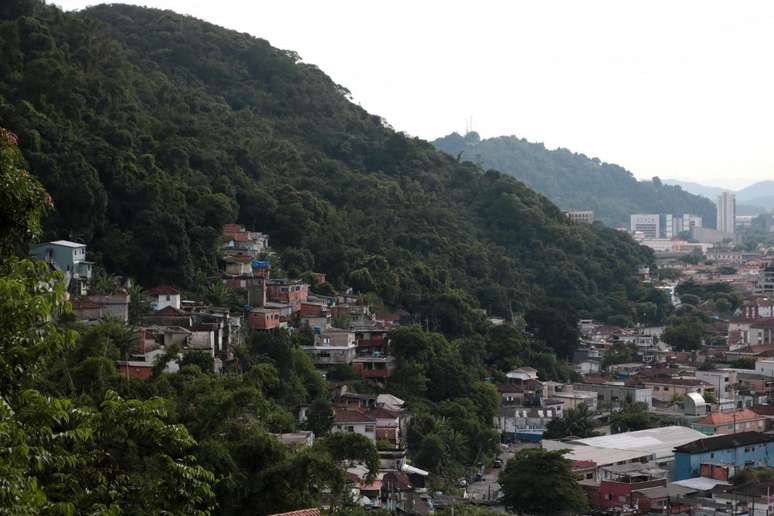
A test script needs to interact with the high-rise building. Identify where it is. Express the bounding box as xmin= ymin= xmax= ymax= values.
xmin=716 ymin=192 xmax=736 ymax=234
xmin=630 ymin=214 xmax=660 ymax=239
